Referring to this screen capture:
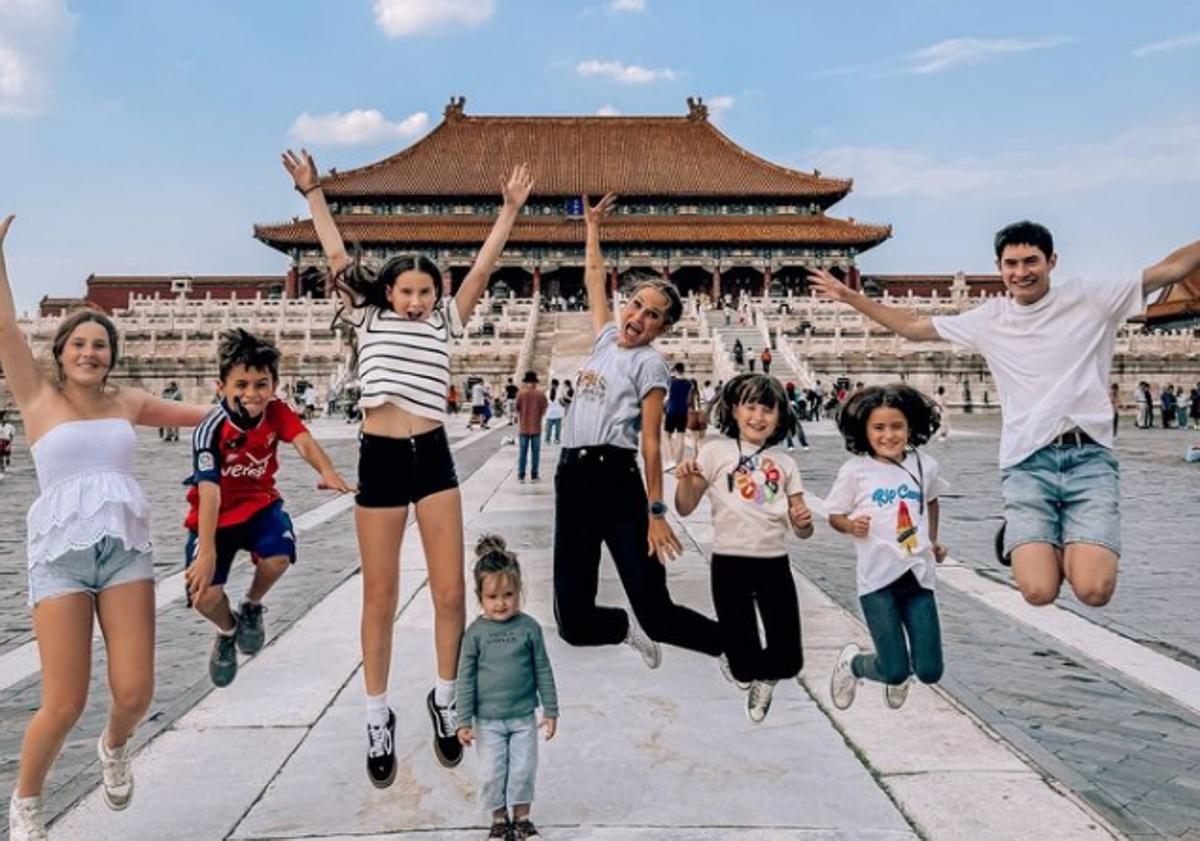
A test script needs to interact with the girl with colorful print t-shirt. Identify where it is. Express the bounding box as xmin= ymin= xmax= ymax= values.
xmin=675 ymin=374 xmax=814 ymax=724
